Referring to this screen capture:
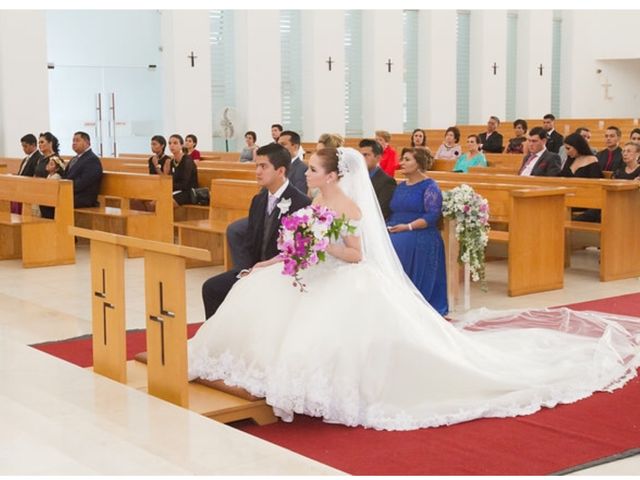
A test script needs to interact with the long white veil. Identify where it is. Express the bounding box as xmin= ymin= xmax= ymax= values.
xmin=337 ymin=147 xmax=441 ymax=315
